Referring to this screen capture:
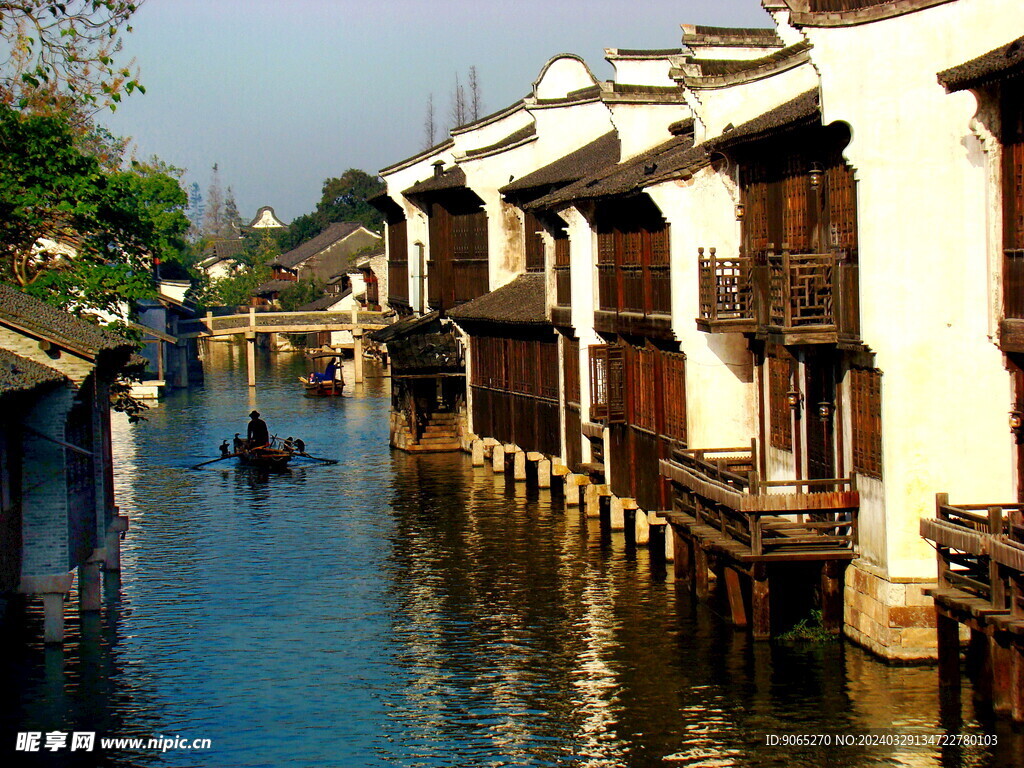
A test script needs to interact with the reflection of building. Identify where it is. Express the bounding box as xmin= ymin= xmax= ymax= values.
xmin=0 ymin=284 xmax=136 ymax=644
